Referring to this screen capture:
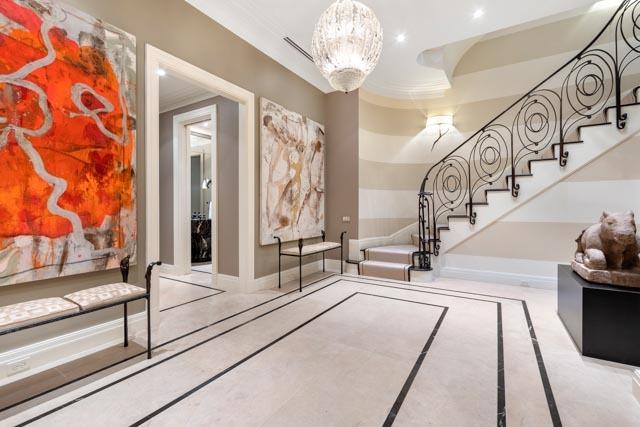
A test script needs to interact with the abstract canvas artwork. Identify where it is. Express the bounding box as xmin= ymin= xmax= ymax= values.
xmin=0 ymin=0 xmax=136 ymax=286
xmin=260 ymin=98 xmax=325 ymax=245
